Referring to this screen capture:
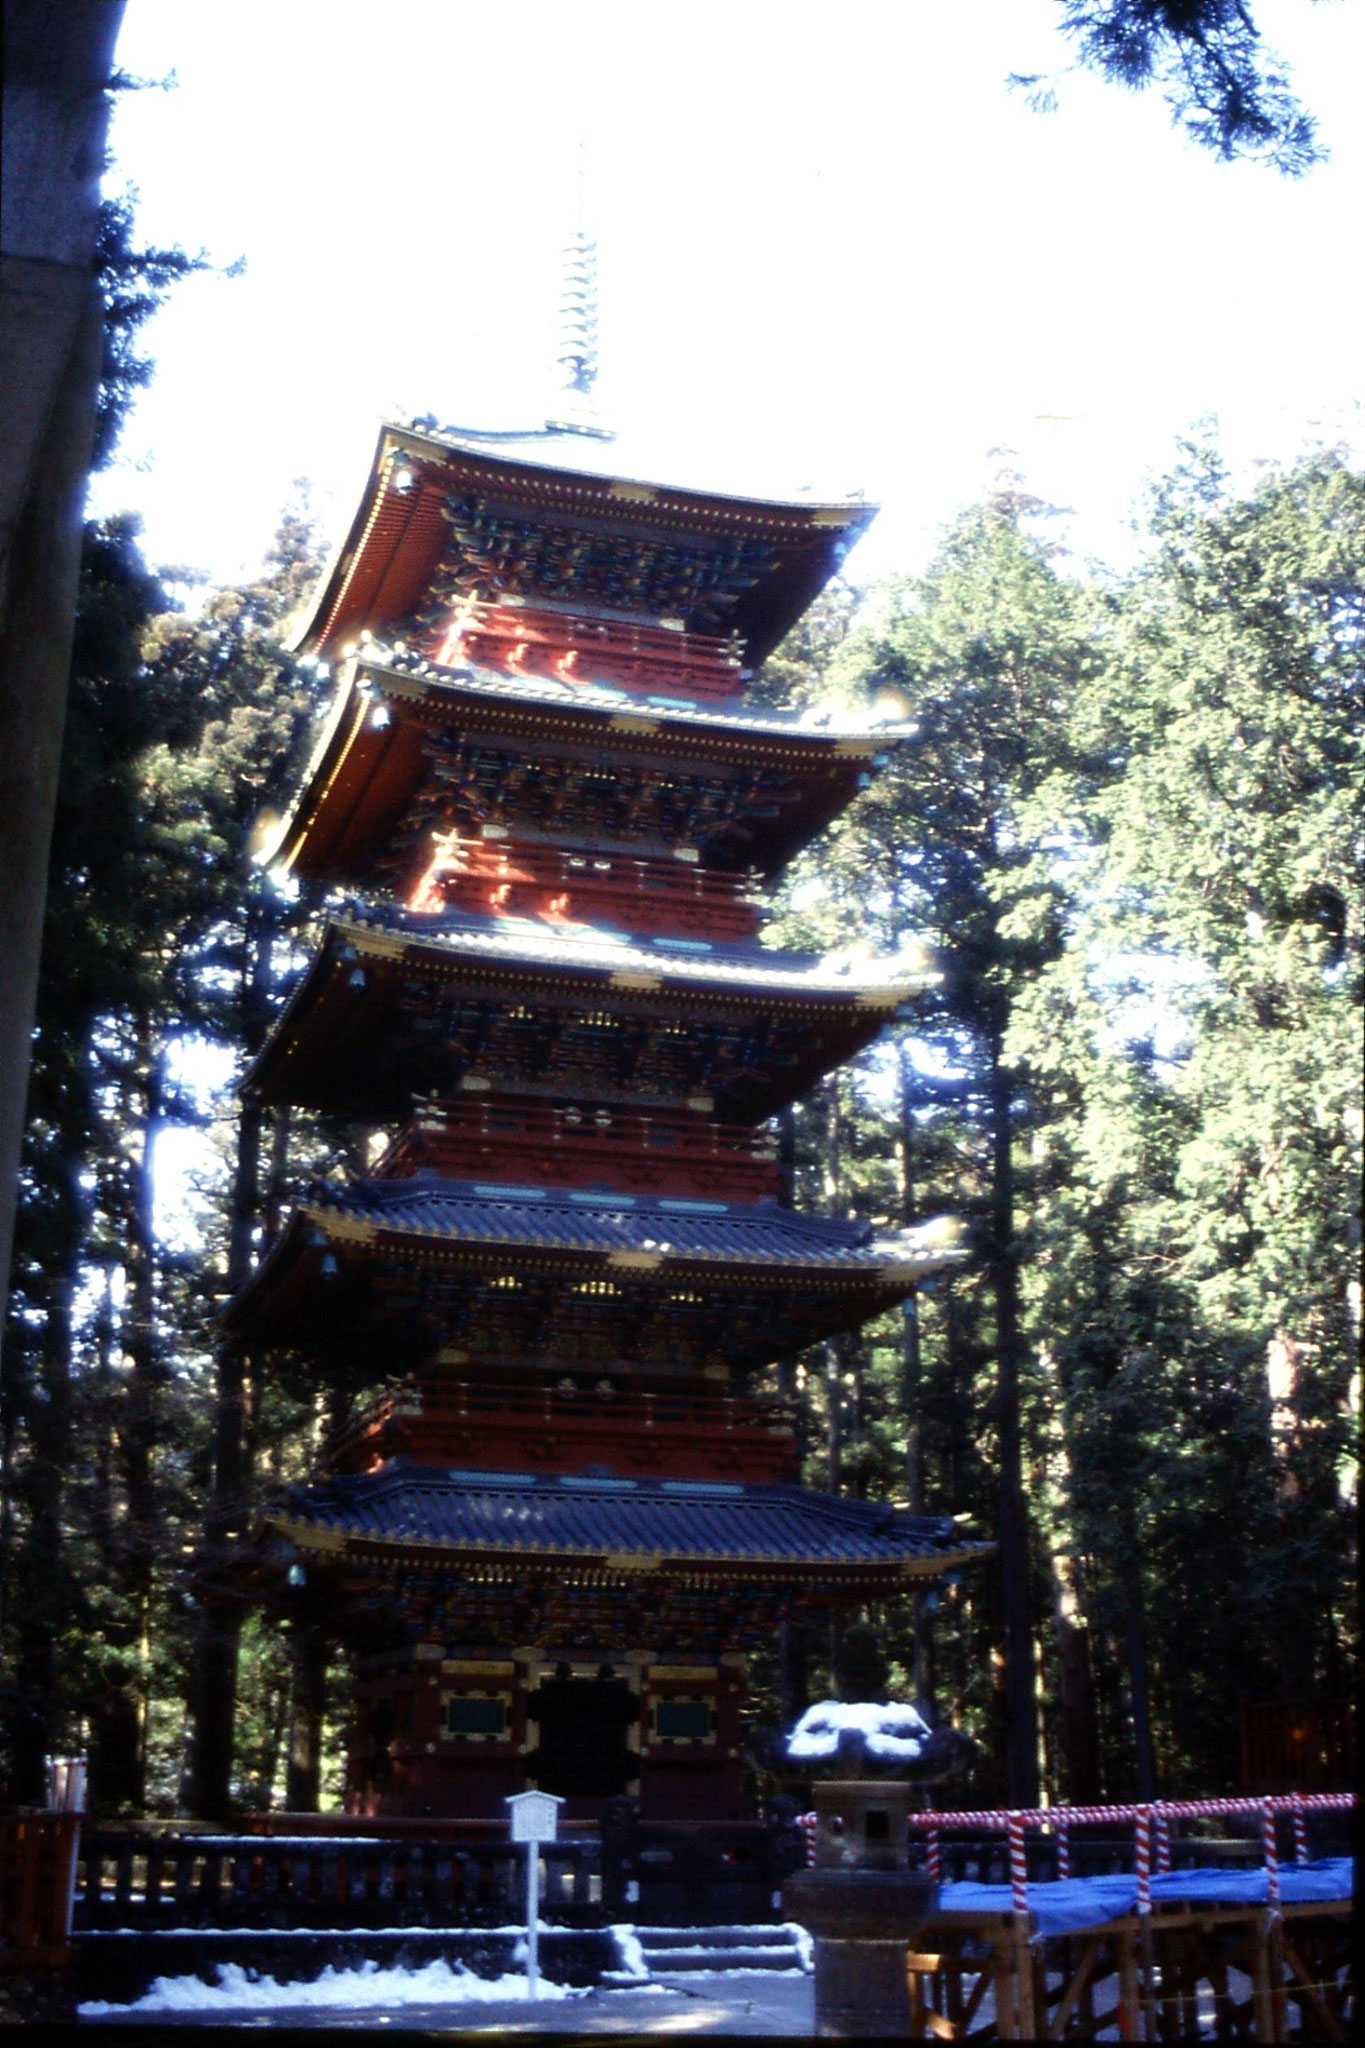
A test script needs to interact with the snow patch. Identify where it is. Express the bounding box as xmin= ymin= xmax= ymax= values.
xmin=785 ymin=1920 xmax=815 ymax=1972
xmin=78 ymin=1958 xmax=587 ymax=2016
xmin=609 ymin=1924 xmax=649 ymax=1979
